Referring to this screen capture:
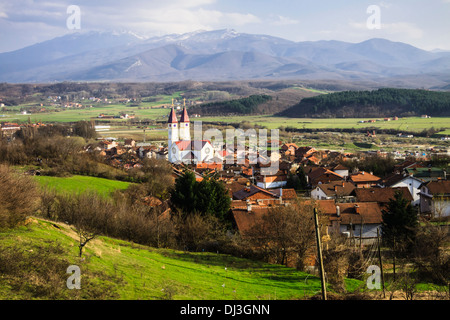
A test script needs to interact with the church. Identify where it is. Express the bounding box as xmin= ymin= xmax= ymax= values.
xmin=167 ymin=107 xmax=215 ymax=164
